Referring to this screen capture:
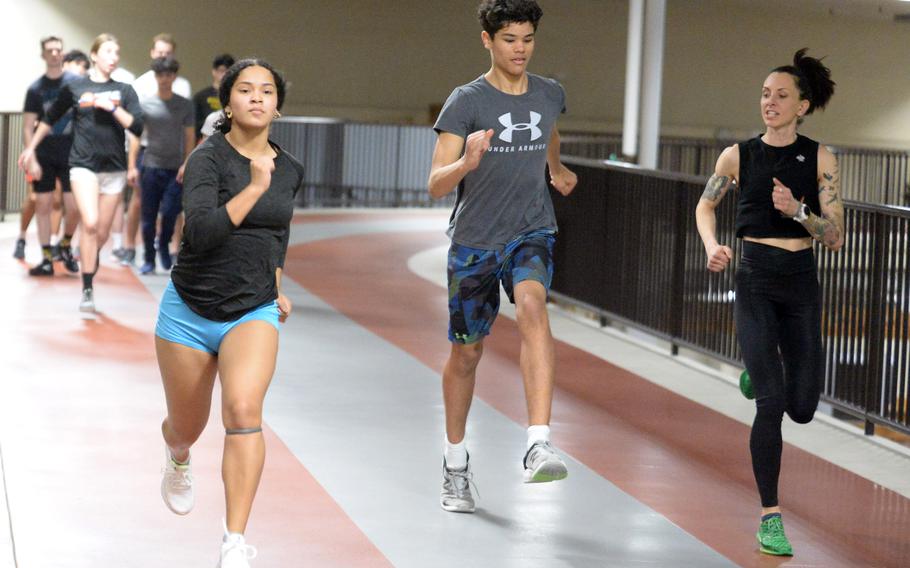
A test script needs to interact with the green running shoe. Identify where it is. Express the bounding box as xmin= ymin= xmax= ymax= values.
xmin=739 ymin=369 xmax=755 ymax=400
xmin=757 ymin=515 xmax=793 ymax=556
